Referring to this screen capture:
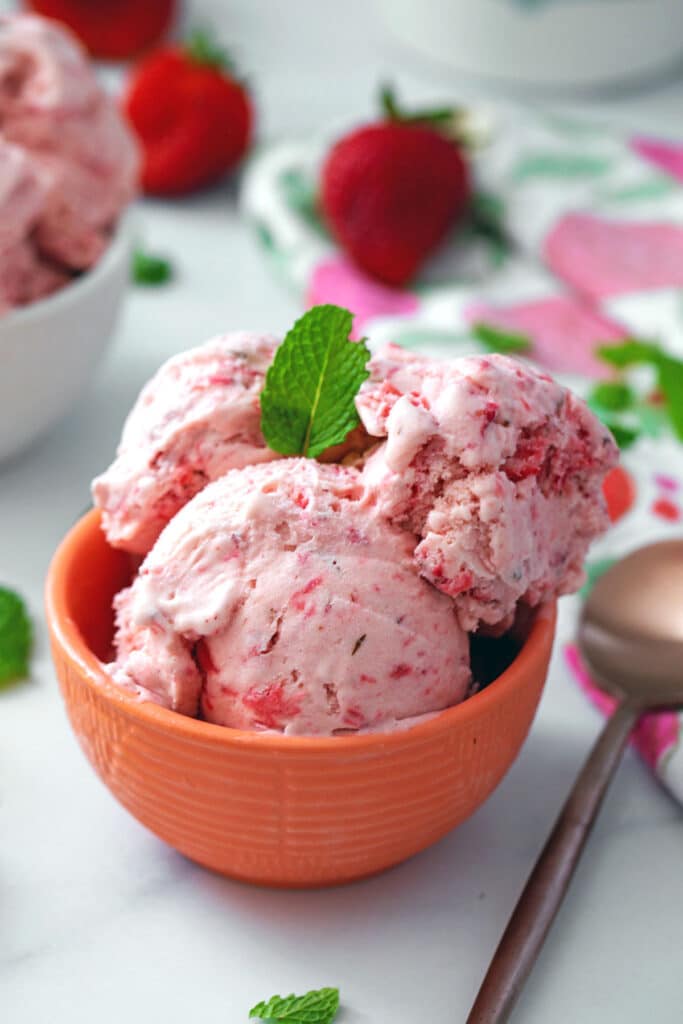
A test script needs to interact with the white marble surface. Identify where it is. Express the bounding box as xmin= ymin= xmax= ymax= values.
xmin=1 ymin=1 xmax=683 ymax=1020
